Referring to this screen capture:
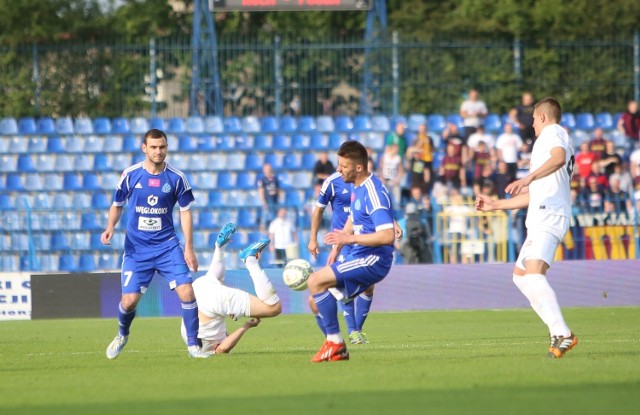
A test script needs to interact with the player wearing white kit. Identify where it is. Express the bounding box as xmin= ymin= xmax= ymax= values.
xmin=475 ymin=97 xmax=578 ymax=358
xmin=180 ymin=223 xmax=281 ymax=354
